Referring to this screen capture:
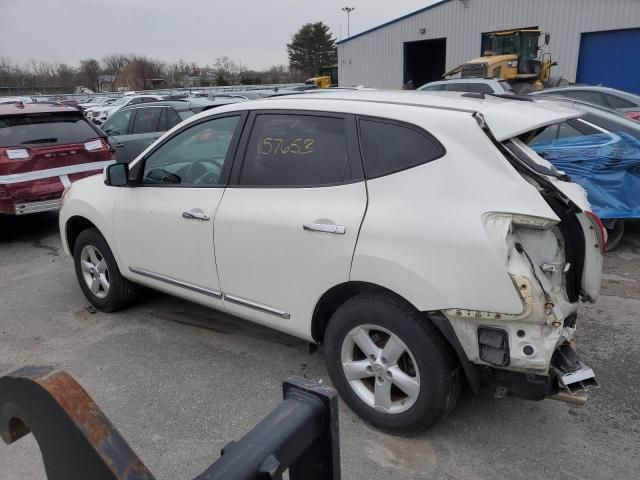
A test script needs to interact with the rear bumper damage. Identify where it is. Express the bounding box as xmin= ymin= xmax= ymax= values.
xmin=489 ymin=342 xmax=598 ymax=405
